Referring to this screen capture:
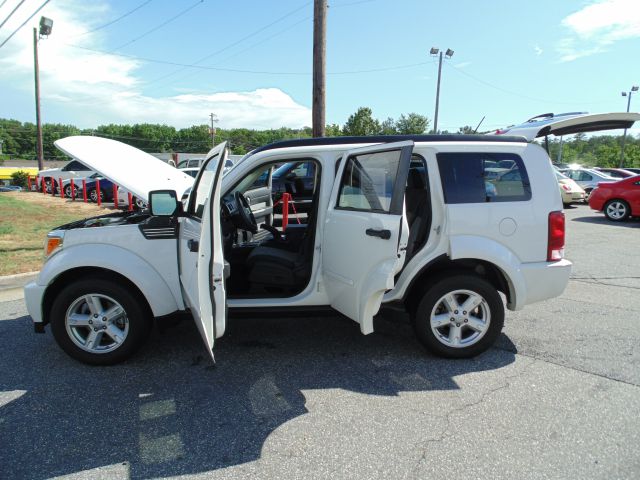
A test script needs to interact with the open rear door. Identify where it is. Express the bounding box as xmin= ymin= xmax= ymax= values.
xmin=322 ymin=141 xmax=413 ymax=335
xmin=494 ymin=112 xmax=640 ymax=141
xmin=179 ymin=142 xmax=228 ymax=362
